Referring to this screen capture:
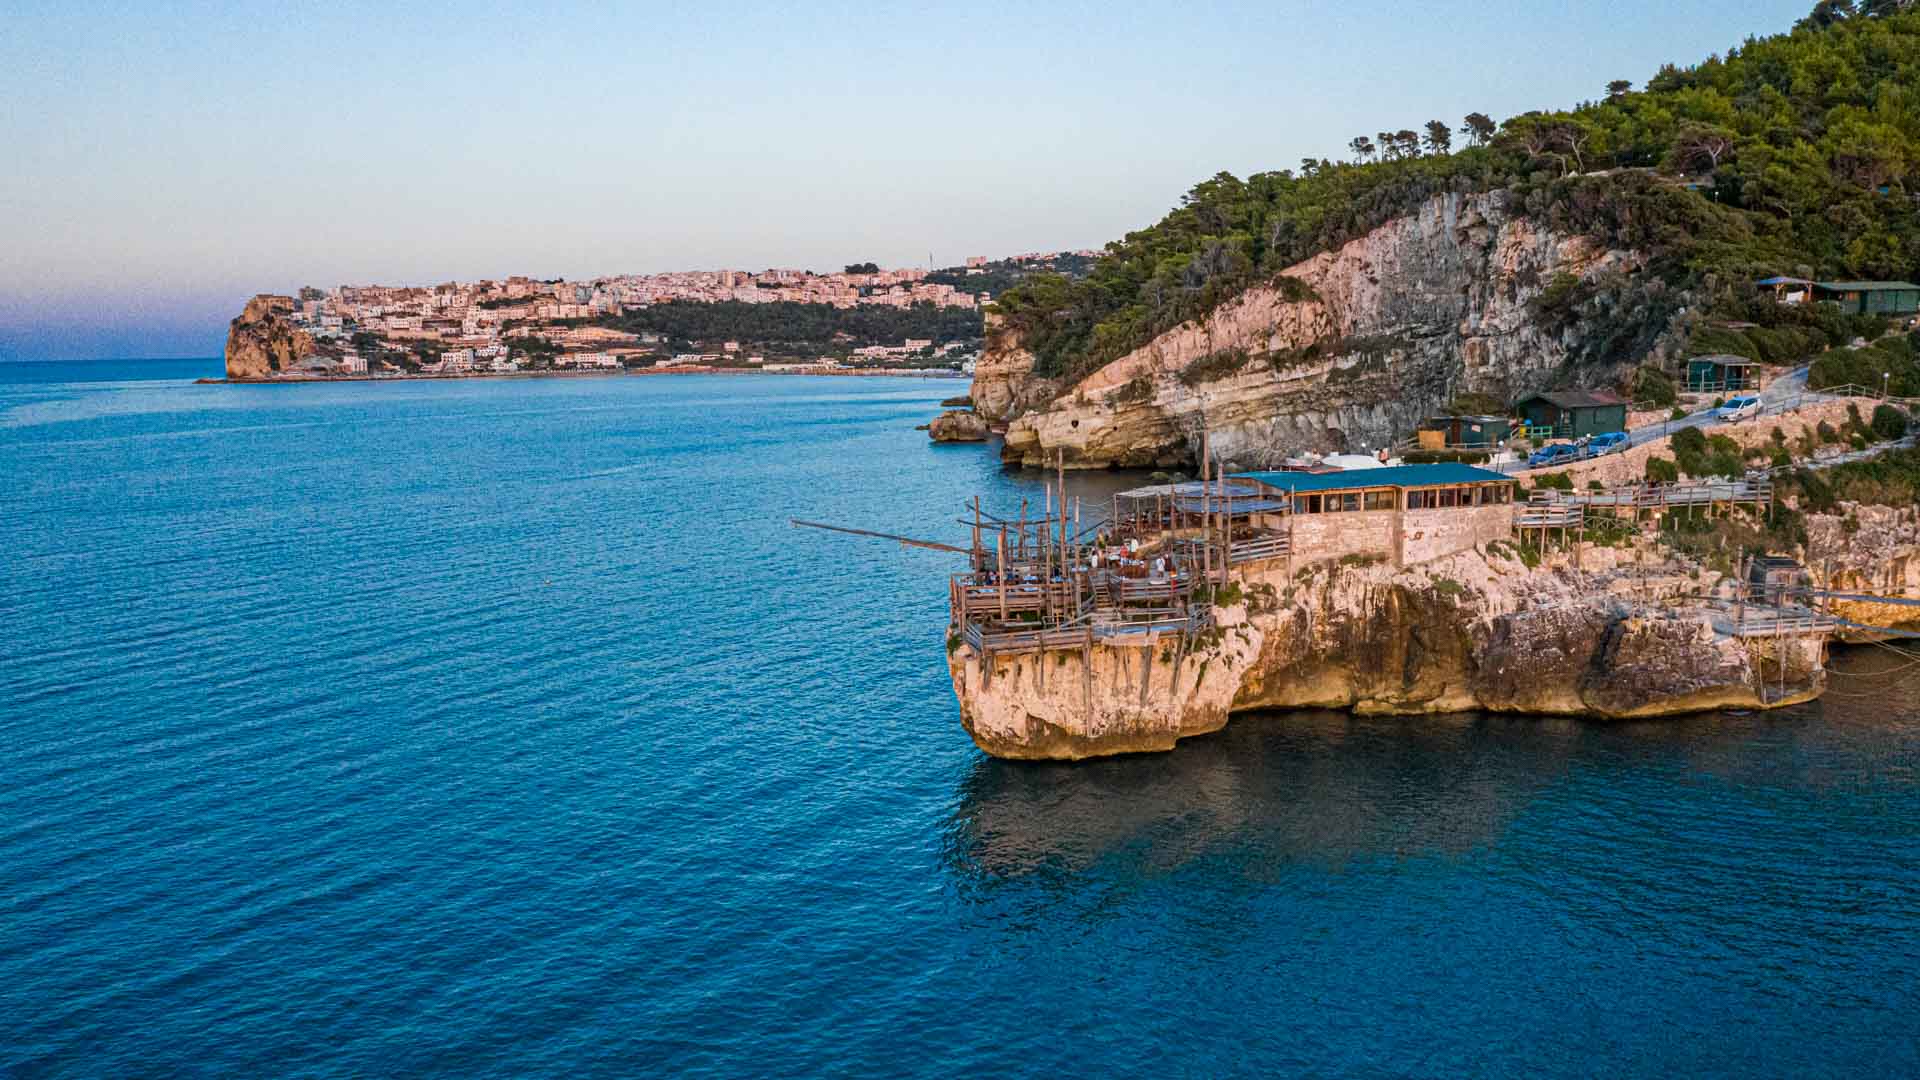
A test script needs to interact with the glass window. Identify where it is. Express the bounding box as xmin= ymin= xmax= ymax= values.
xmin=1341 ymin=492 xmax=1361 ymax=512
xmin=1364 ymin=490 xmax=1395 ymax=511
